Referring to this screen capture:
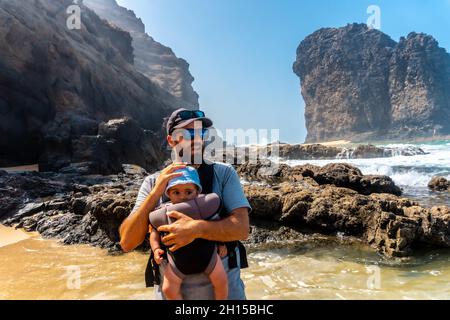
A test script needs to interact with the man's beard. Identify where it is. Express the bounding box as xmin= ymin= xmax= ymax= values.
xmin=175 ymin=143 xmax=205 ymax=164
